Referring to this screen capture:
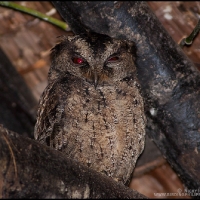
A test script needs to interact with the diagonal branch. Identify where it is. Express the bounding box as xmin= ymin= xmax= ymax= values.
xmin=0 ymin=124 xmax=147 ymax=199
xmin=0 ymin=1 xmax=70 ymax=31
